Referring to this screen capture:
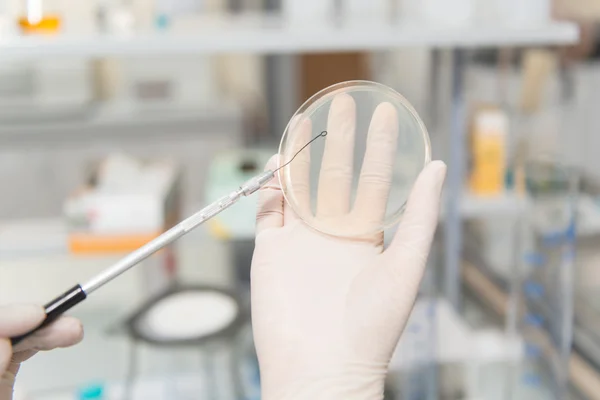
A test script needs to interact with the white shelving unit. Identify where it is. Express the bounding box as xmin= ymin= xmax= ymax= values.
xmin=0 ymin=14 xmax=579 ymax=308
xmin=0 ymin=16 xmax=578 ymax=58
